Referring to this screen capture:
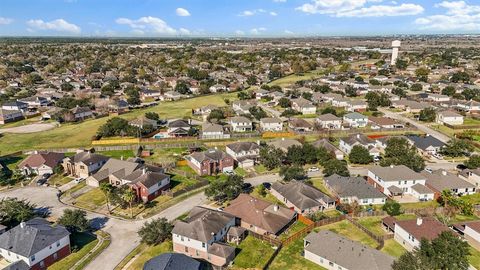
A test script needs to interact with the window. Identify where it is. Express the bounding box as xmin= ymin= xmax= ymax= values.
xmin=413 ymin=180 xmax=416 ymax=184
xmin=398 ymin=181 xmax=401 ymax=185
xmin=202 ymin=243 xmax=206 ymax=248
xmin=56 ymin=241 xmax=60 ymax=247
xmin=31 ymin=255 xmax=36 ymax=261
xmin=329 ymin=262 xmax=334 ymax=266
xmin=181 ymin=236 xmax=184 ymax=241
xmin=404 ymin=181 xmax=407 ymax=184
xmin=184 ymin=246 xmax=188 ymax=252
xmin=53 ymin=253 xmax=58 ymax=260
xmin=40 ymin=261 xmax=45 ymax=268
